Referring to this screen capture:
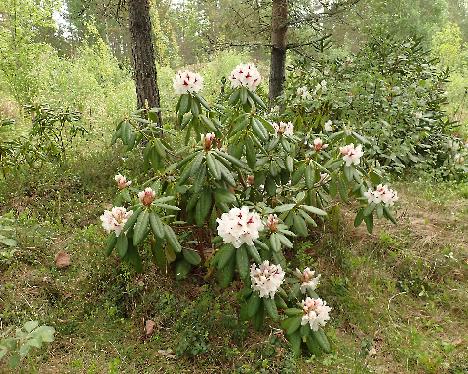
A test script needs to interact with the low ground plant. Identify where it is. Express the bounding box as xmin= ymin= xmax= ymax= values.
xmin=0 ymin=321 xmax=55 ymax=369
